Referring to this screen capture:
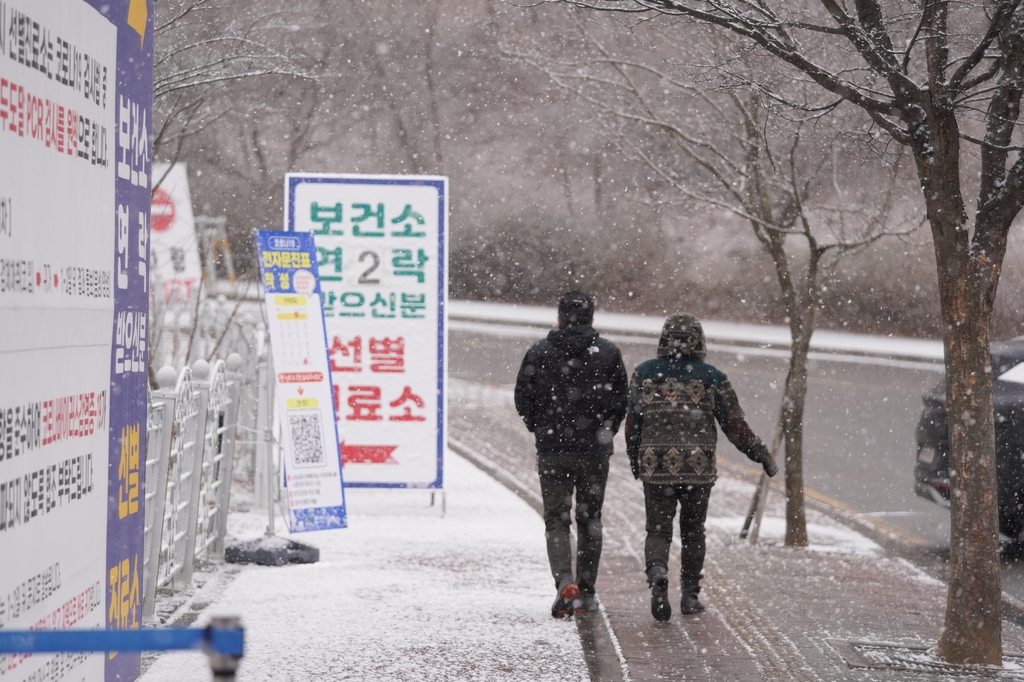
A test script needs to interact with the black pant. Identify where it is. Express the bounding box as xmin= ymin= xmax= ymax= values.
xmin=644 ymin=483 xmax=712 ymax=586
xmin=538 ymin=454 xmax=610 ymax=595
